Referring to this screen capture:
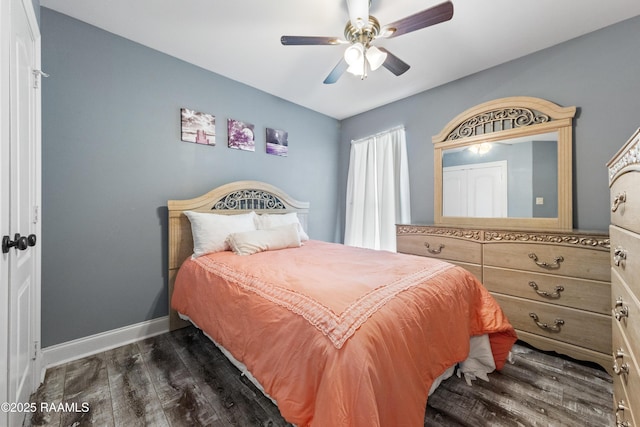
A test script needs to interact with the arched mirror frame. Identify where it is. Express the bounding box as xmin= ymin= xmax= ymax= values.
xmin=432 ymin=96 xmax=576 ymax=231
